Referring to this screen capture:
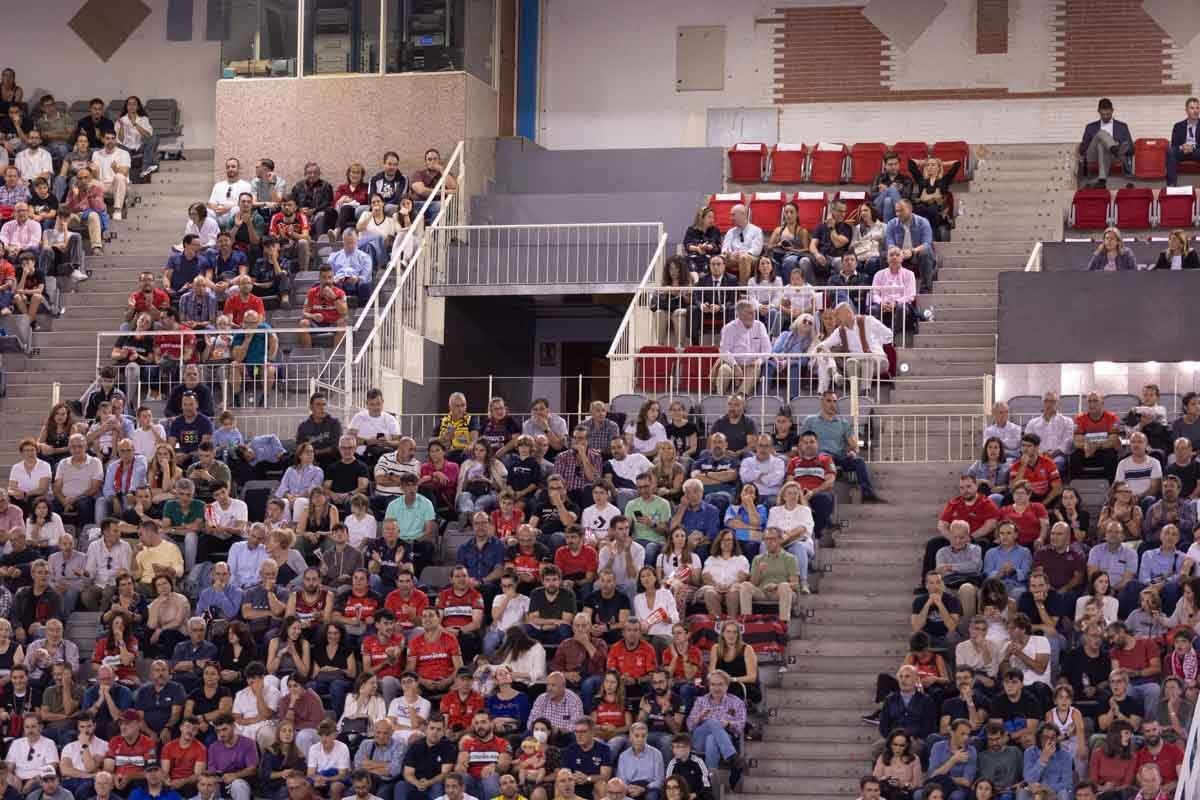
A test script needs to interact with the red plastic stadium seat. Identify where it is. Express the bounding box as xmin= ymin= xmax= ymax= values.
xmin=892 ymin=141 xmax=930 ymax=168
xmin=750 ymin=191 xmax=785 ymax=230
xmin=834 ymin=190 xmax=868 ymax=222
xmin=931 ymin=141 xmax=971 ymax=182
xmin=1158 ymin=186 xmax=1198 ymax=228
xmin=792 ymin=191 xmax=827 ymax=231
xmin=635 ymin=346 xmax=677 ymax=394
xmin=680 ymin=346 xmax=719 ymax=394
xmin=767 ymin=143 xmax=807 ymax=183
xmin=707 ymin=193 xmax=745 ymax=231
xmin=808 ymin=142 xmax=848 ymax=184
xmin=1113 ymin=187 xmax=1154 ymax=229
xmin=1069 ymin=189 xmax=1112 ymax=230
xmin=848 ymin=142 xmax=887 ymax=185
xmin=727 ymin=143 xmax=767 ymax=184
xmin=1133 ymin=138 xmax=1168 ymax=180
